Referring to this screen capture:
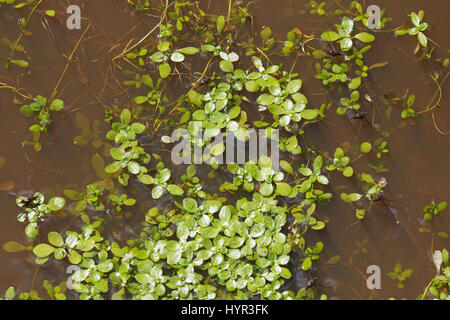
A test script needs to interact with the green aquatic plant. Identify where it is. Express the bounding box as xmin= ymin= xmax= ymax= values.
xmin=109 ymin=193 xmax=136 ymax=212
xmin=127 ymin=0 xmax=150 ymax=11
xmin=279 ymin=135 xmax=302 ymax=155
xmin=145 ymin=163 xmax=185 ymax=199
xmin=147 ymin=41 xmax=199 ymax=78
xmin=376 ymin=140 xmax=389 ymax=159
xmin=423 ymin=200 xmax=447 ymax=222
xmin=309 ymin=1 xmax=326 ymax=16
xmin=334 ymin=1 xmax=391 ymax=30
xmin=281 ymin=29 xmax=304 ymax=56
xmin=421 ymin=249 xmax=449 ymax=300
xmin=315 ymin=58 xmax=349 ymax=85
xmin=220 ymin=156 xmax=288 ymax=198
xmin=387 ymin=263 xmax=413 ymax=289
xmin=401 ymin=94 xmax=416 ymax=119
xmin=16 ymin=193 xmax=66 ymax=240
xmin=301 ymin=241 xmax=324 ymax=271
xmin=326 ymin=147 xmax=354 ymax=177
xmin=19 ymin=95 xmax=64 ymax=151
xmin=321 ymin=16 xmax=375 ymax=51
xmin=395 ymin=10 xmax=429 ymax=48
xmin=1 ymin=0 xmax=448 ymax=301
xmin=337 ymin=90 xmax=360 ymax=115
